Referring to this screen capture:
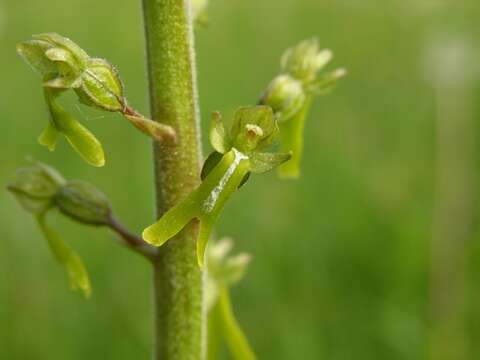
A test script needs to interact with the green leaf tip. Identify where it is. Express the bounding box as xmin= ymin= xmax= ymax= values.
xmin=260 ymin=38 xmax=346 ymax=178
